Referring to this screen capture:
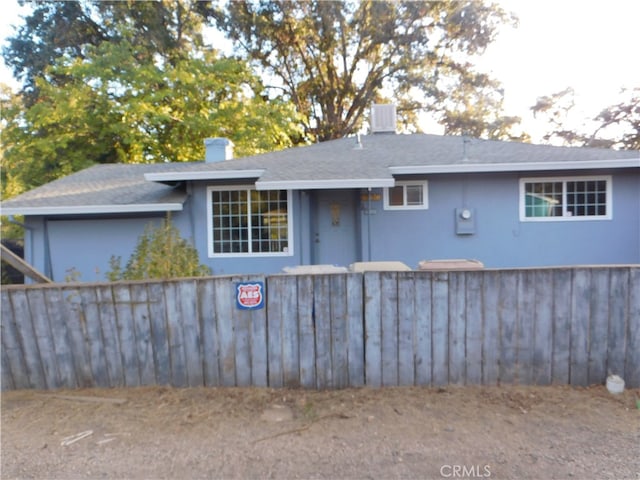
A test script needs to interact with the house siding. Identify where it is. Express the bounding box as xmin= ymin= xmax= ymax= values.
xmin=363 ymin=171 xmax=640 ymax=268
xmin=24 ymin=215 xmax=167 ymax=282
xmin=188 ymin=184 xmax=310 ymax=275
xmin=20 ymin=170 xmax=639 ymax=282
